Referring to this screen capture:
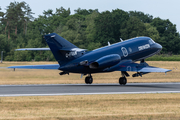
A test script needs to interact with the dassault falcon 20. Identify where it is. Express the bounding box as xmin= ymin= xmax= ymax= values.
xmin=8 ymin=33 xmax=171 ymax=85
